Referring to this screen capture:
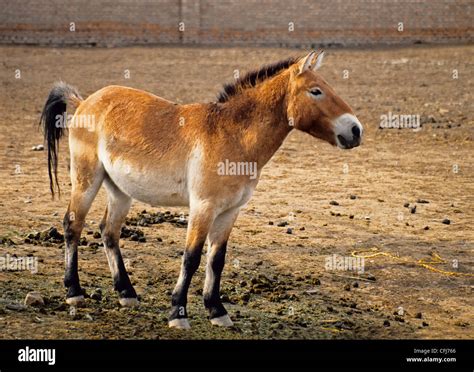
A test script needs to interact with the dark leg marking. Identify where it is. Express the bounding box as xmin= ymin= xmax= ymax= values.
xmin=169 ymin=244 xmax=203 ymax=321
xmin=63 ymin=210 xmax=84 ymax=300
xmin=204 ymin=241 xmax=228 ymax=320
xmin=103 ymin=233 xmax=137 ymax=300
